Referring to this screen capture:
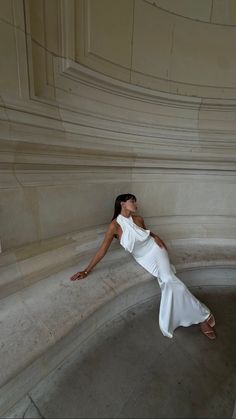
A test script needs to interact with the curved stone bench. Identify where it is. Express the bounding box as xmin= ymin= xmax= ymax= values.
xmin=1 ymin=226 xmax=236 ymax=416
xmin=1 ymin=215 xmax=236 ymax=299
